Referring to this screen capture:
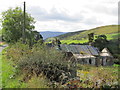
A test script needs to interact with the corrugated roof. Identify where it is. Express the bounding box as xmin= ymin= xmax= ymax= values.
xmin=59 ymin=44 xmax=99 ymax=56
